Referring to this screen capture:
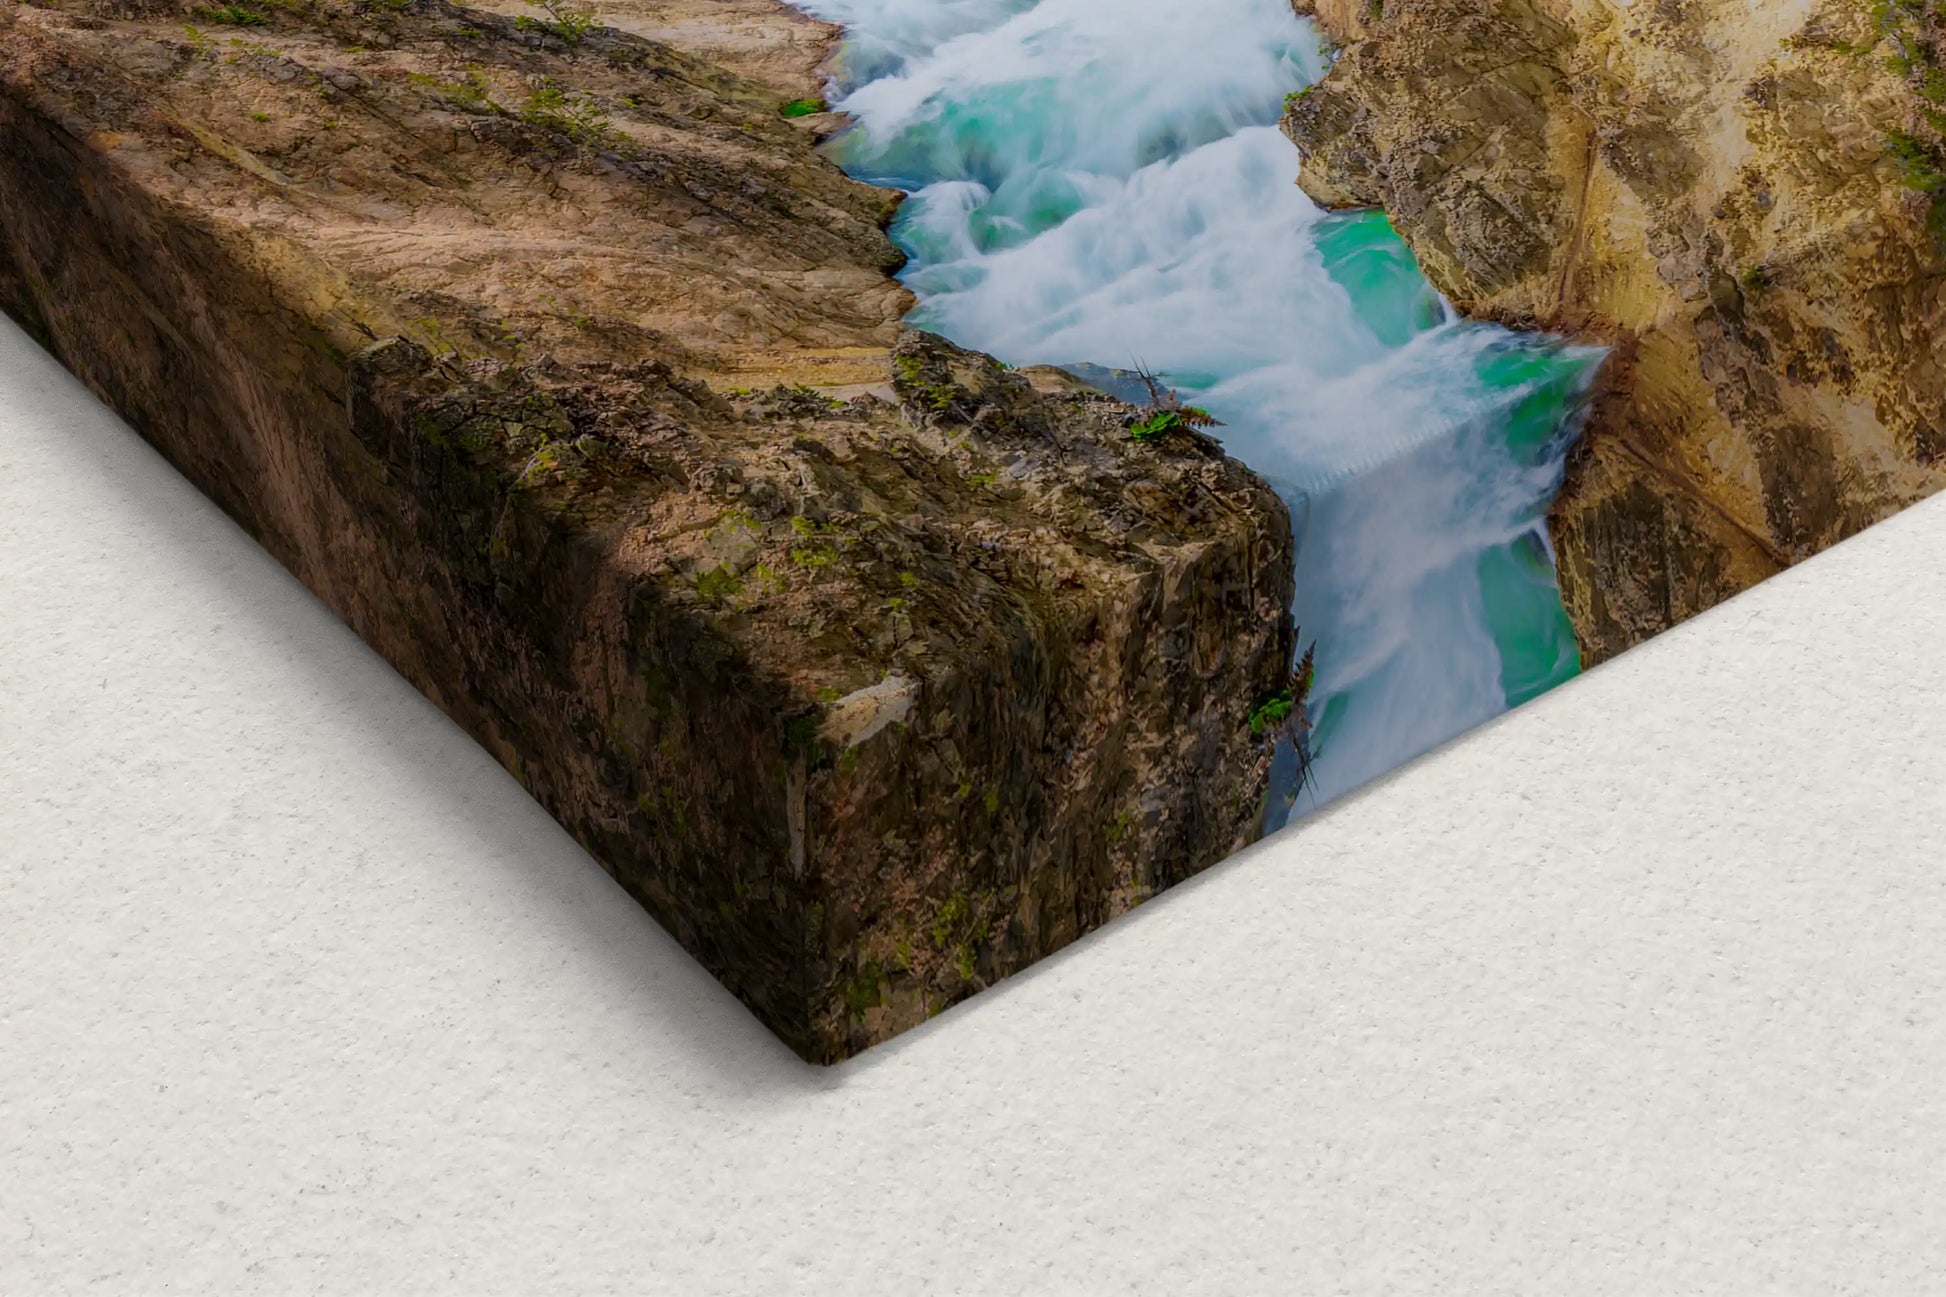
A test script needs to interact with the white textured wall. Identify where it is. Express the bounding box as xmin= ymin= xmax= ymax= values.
xmin=5 ymin=313 xmax=1945 ymax=1293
